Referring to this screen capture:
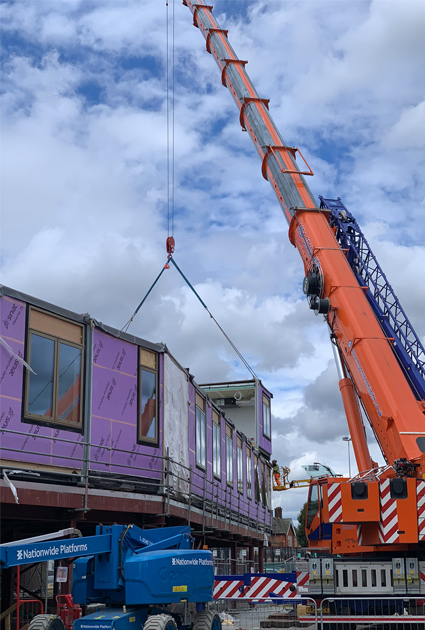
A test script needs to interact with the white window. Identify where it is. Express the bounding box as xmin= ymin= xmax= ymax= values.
xmin=213 ymin=411 xmax=221 ymax=478
xmin=196 ymin=394 xmax=206 ymax=468
xmin=263 ymin=395 xmax=271 ymax=438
